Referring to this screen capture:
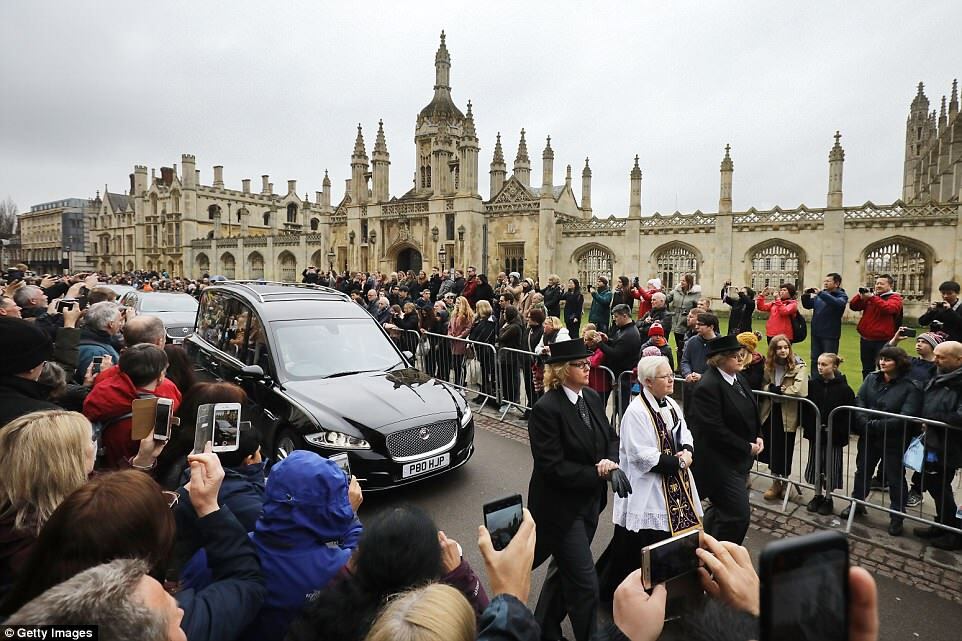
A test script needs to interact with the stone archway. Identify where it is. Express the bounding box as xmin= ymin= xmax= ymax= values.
xmin=397 ymin=247 xmax=423 ymax=273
